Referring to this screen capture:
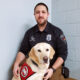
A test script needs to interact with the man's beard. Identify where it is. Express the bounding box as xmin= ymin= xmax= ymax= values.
xmin=37 ymin=19 xmax=47 ymax=27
